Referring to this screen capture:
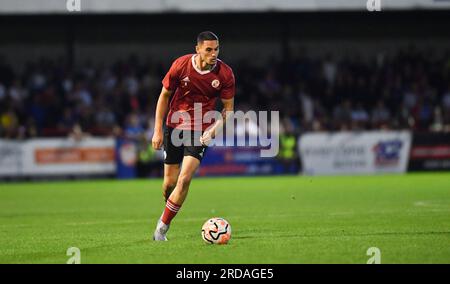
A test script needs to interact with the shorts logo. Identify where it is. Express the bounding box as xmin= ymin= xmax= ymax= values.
xmin=211 ymin=79 xmax=220 ymax=89
xmin=163 ymin=151 xmax=167 ymax=160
